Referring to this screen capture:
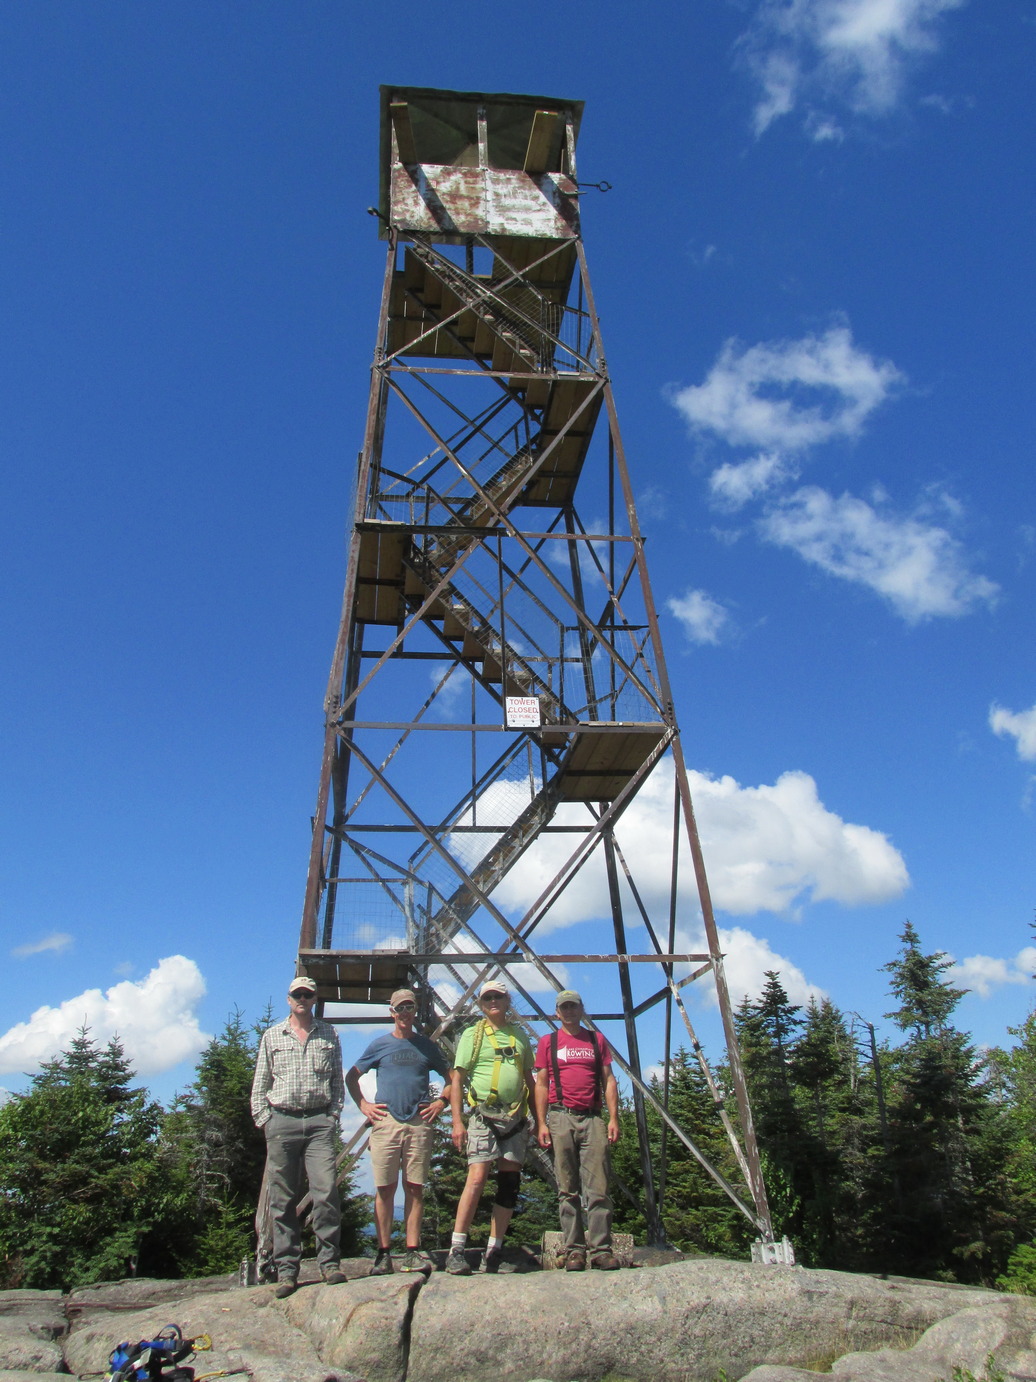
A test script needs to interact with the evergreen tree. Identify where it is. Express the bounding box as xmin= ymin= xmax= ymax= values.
xmin=650 ymin=1050 xmax=753 ymax=1258
xmin=607 ymin=1094 xmax=649 ymax=1243
xmin=0 ymin=1030 xmax=172 ymax=1290
xmin=793 ymin=999 xmax=848 ymax=1148
xmin=788 ymin=998 xmax=863 ymax=1267
xmin=883 ymin=920 xmax=967 ymax=1039
xmin=161 ymin=1008 xmax=368 ymax=1274
xmin=986 ymin=1010 xmax=1036 ymax=1293
xmin=159 ymin=1010 xmax=269 ymax=1275
xmin=734 ymin=973 xmax=809 ymax=1245
xmin=879 ymin=923 xmax=1015 ymax=1282
xmin=989 ymin=1010 xmax=1036 ymax=1221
